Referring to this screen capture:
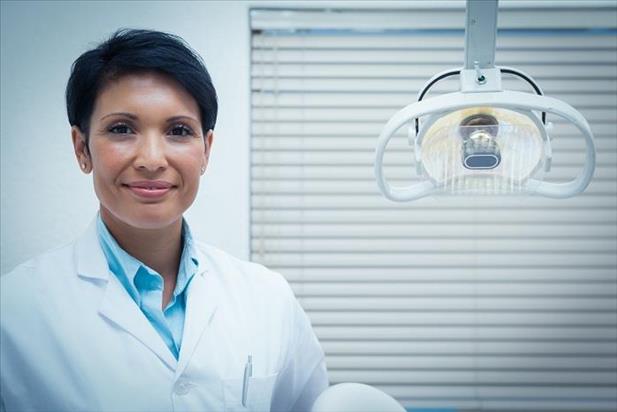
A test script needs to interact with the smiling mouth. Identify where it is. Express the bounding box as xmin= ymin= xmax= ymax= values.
xmin=122 ymin=183 xmax=176 ymax=200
